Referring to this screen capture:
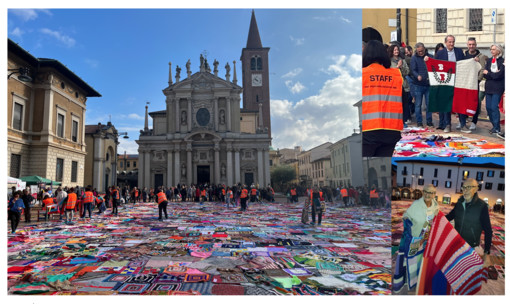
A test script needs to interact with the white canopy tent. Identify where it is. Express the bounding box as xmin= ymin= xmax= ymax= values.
xmin=7 ymin=176 xmax=26 ymax=191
